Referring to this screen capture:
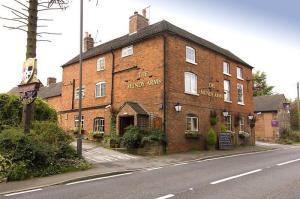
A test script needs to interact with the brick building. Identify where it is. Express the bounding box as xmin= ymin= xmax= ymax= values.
xmin=254 ymin=94 xmax=290 ymax=142
xmin=58 ymin=11 xmax=254 ymax=153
